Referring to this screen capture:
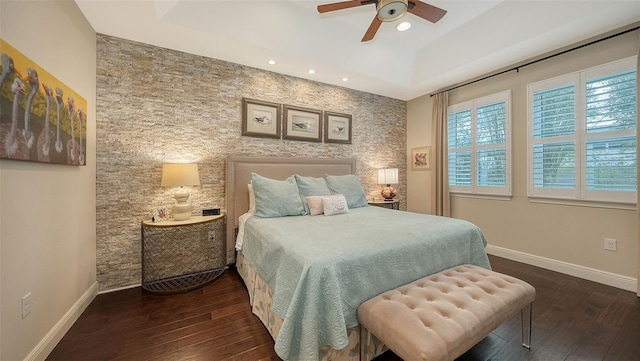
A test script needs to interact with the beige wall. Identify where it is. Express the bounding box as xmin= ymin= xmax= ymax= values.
xmin=0 ymin=1 xmax=97 ymax=360
xmin=408 ymin=27 xmax=639 ymax=288
xmin=95 ymin=35 xmax=407 ymax=291
xmin=406 ymin=93 xmax=432 ymax=214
